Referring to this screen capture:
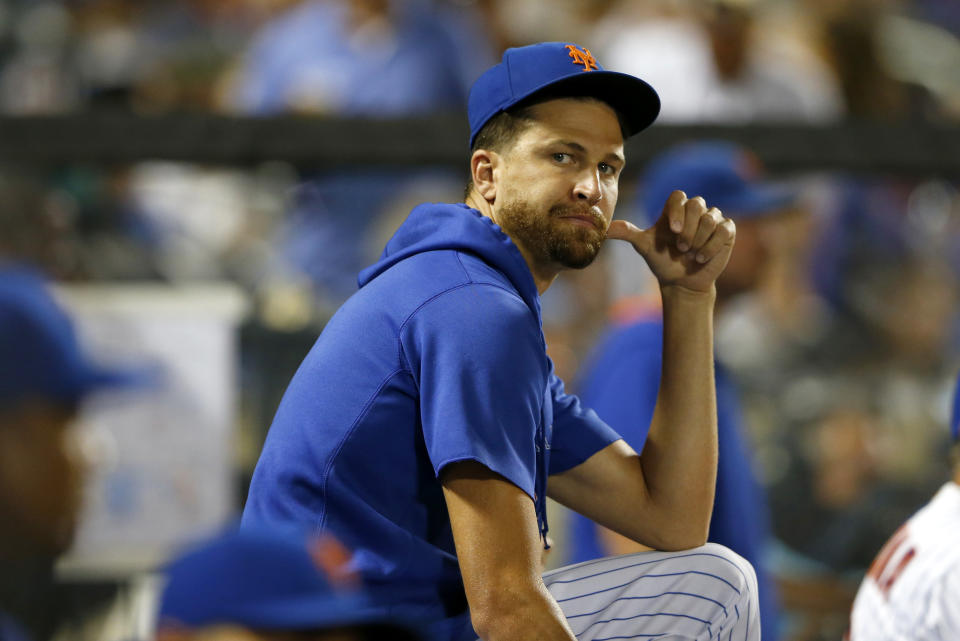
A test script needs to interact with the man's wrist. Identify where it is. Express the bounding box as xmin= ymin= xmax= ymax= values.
xmin=659 ymin=283 xmax=717 ymax=307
